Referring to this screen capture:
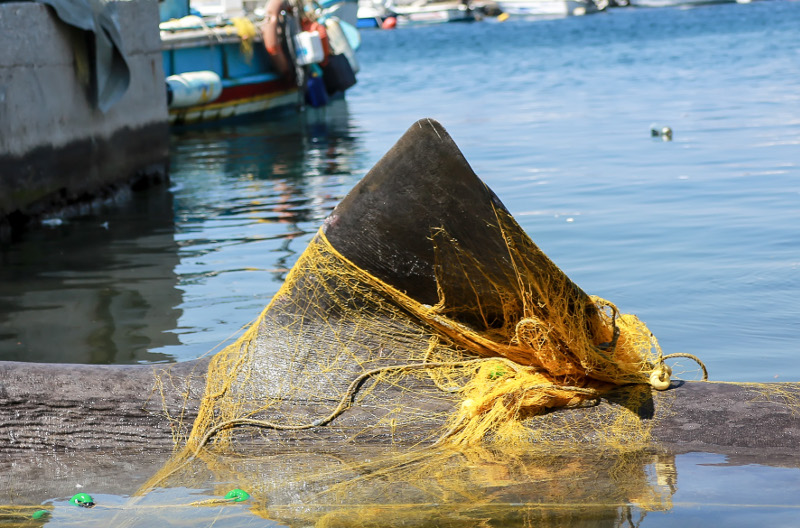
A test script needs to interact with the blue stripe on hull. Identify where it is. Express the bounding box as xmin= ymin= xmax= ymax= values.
xmin=221 ymin=72 xmax=283 ymax=88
